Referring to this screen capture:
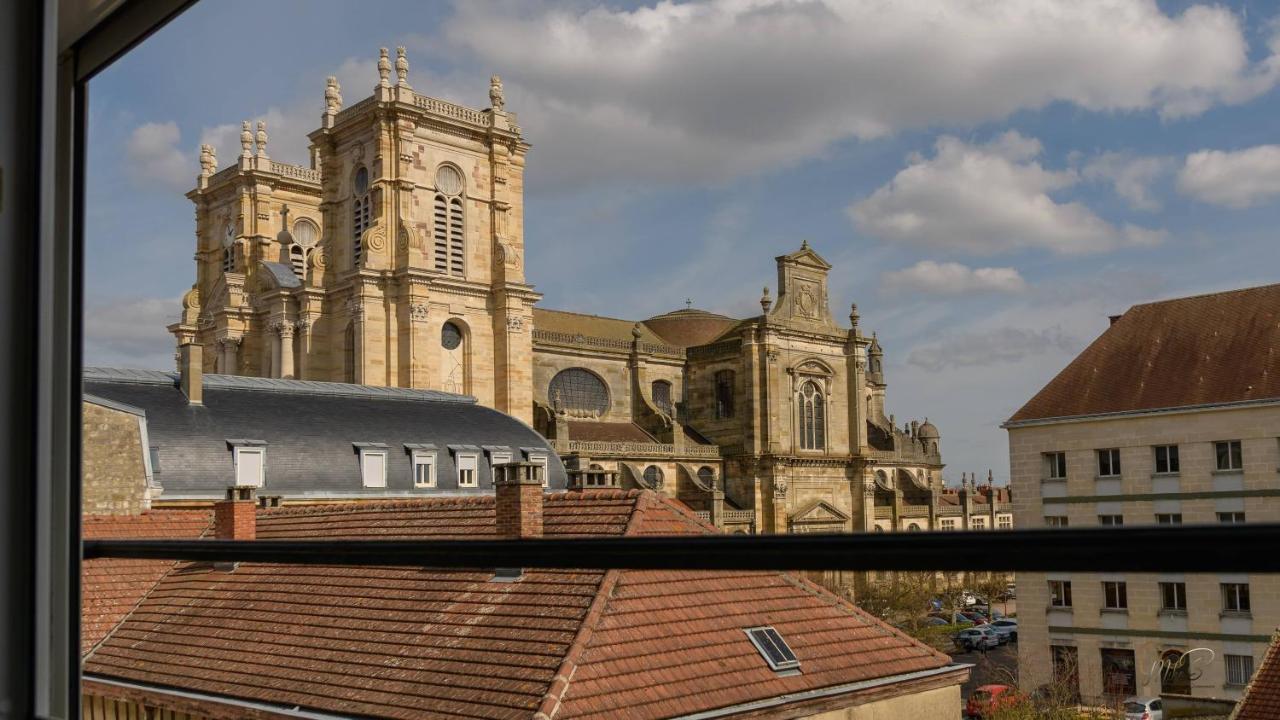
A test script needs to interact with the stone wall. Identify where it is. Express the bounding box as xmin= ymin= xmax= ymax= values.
xmin=82 ymin=400 xmax=149 ymax=516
